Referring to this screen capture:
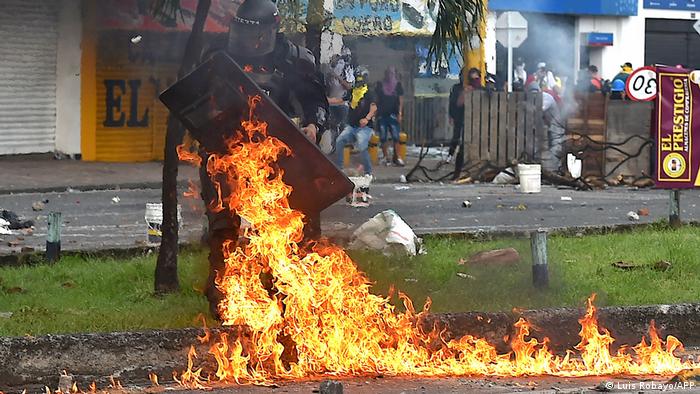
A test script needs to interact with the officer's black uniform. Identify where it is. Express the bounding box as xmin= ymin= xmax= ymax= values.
xmin=198 ymin=0 xmax=329 ymax=317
